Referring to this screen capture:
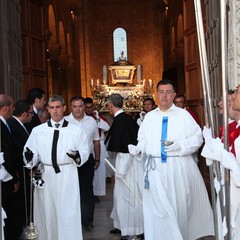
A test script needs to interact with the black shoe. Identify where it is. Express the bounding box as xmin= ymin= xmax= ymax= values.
xmin=94 ymin=196 xmax=100 ymax=204
xmin=84 ymin=223 xmax=93 ymax=231
xmin=109 ymin=228 xmax=121 ymax=234
xmin=121 ymin=234 xmax=144 ymax=240
xmin=137 ymin=233 xmax=144 ymax=240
